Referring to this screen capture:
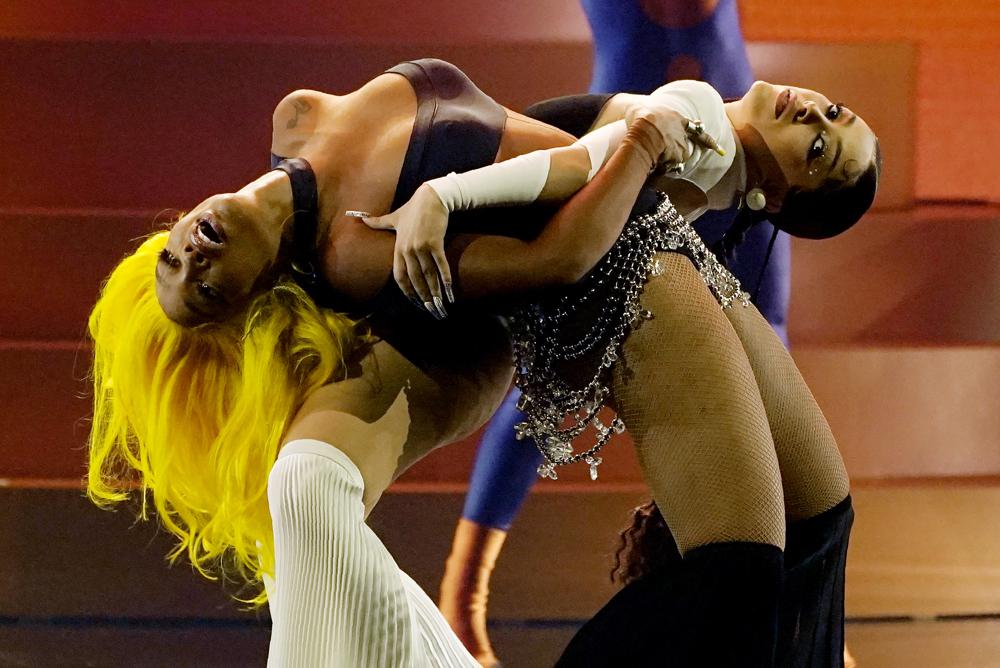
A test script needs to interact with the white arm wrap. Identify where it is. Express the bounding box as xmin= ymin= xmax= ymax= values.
xmin=425 ymin=150 xmax=551 ymax=212
xmin=424 ymin=118 xmax=626 ymax=213
xmin=575 ymin=119 xmax=628 ymax=181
